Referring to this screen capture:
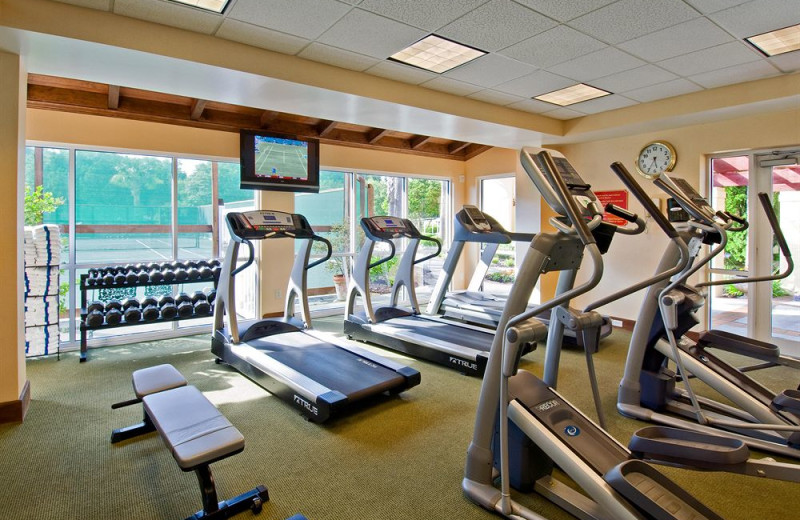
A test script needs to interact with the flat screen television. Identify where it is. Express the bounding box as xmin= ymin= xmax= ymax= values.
xmin=239 ymin=130 xmax=320 ymax=193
